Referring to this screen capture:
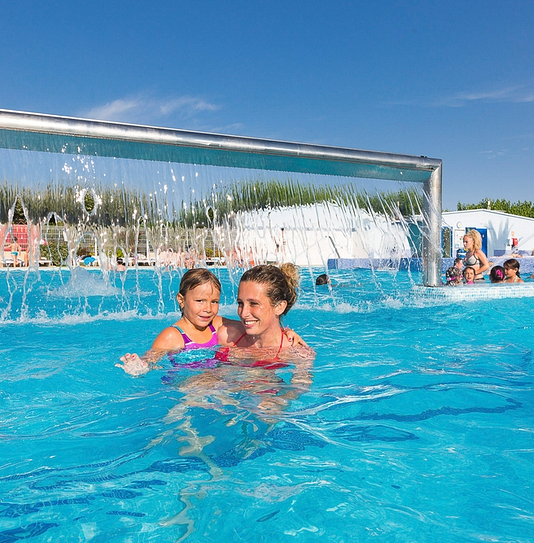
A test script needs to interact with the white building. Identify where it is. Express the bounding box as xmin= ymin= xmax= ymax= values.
xmin=216 ymin=203 xmax=413 ymax=267
xmin=443 ymin=209 xmax=534 ymax=258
